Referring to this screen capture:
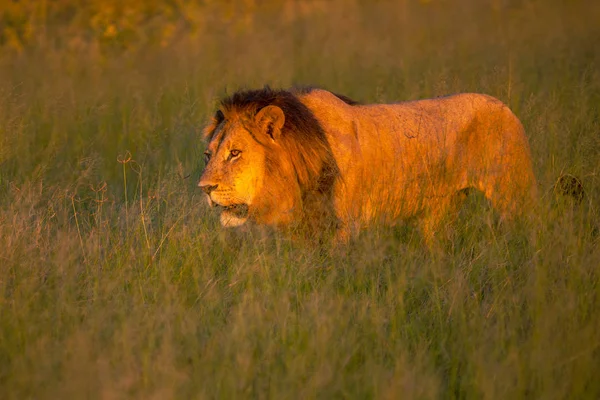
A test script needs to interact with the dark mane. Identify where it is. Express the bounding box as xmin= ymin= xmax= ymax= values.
xmin=220 ymin=87 xmax=339 ymax=193
xmin=331 ymin=92 xmax=360 ymax=106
